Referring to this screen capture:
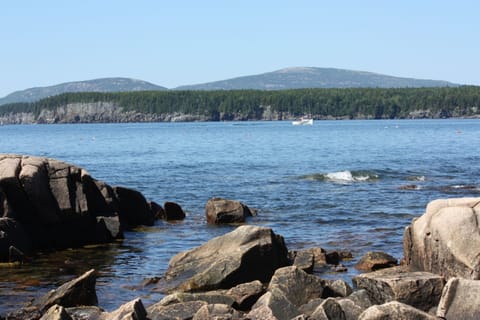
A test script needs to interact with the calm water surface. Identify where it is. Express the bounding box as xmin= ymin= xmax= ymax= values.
xmin=0 ymin=119 xmax=479 ymax=313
